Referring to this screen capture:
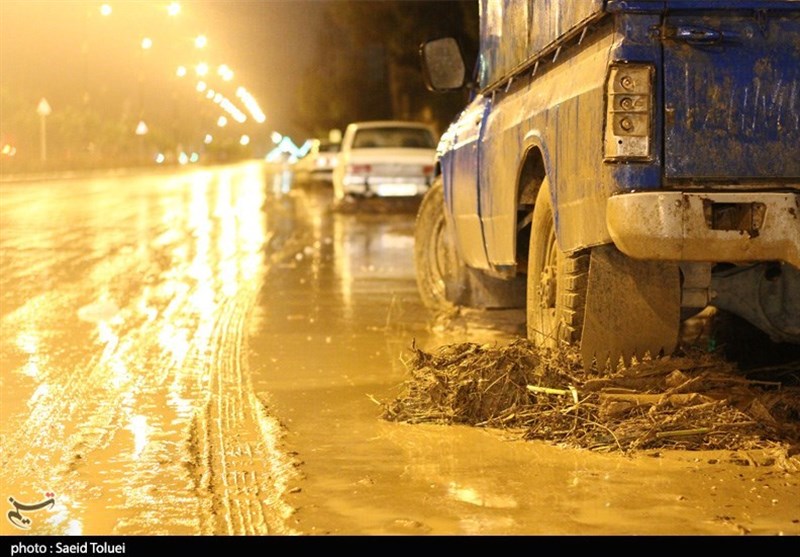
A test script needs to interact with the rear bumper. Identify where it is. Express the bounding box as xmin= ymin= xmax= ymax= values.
xmin=607 ymin=191 xmax=800 ymax=268
xmin=342 ymin=175 xmax=432 ymax=197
